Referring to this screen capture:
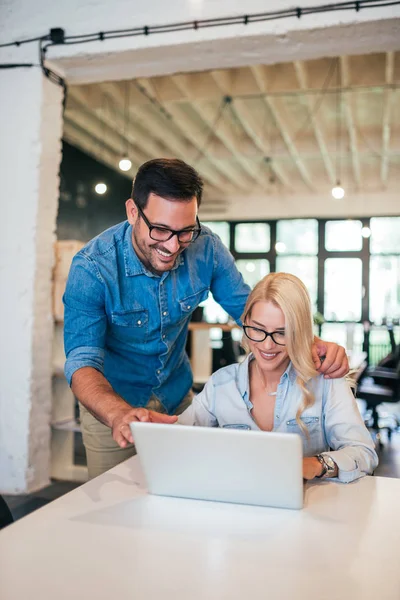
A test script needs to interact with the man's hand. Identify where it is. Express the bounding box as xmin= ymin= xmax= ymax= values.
xmin=303 ymin=457 xmax=324 ymax=480
xmin=110 ymin=407 xmax=178 ymax=448
xmin=312 ymin=337 xmax=349 ymax=379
